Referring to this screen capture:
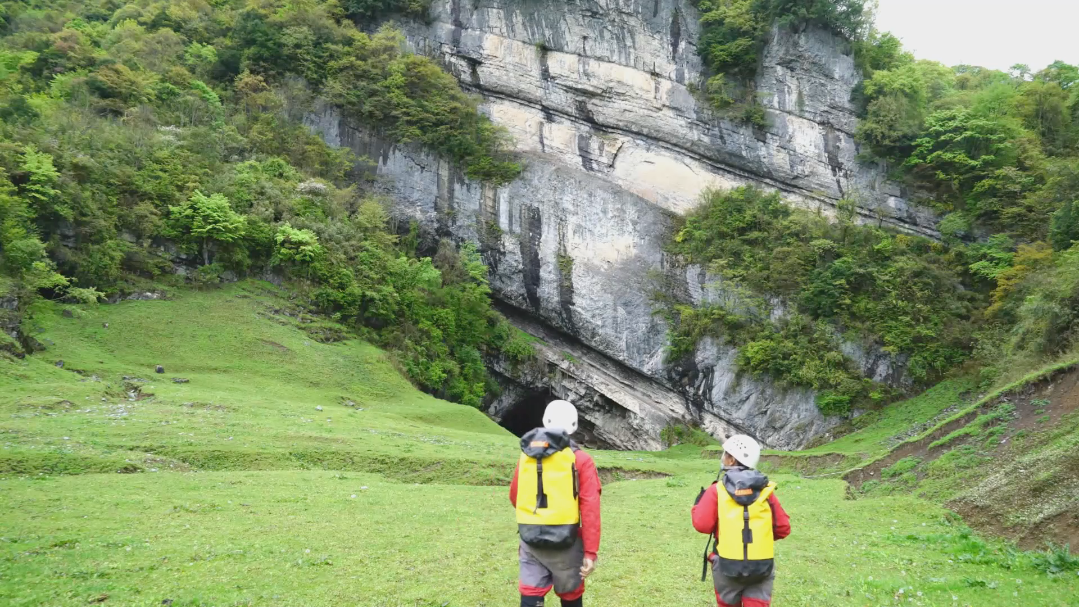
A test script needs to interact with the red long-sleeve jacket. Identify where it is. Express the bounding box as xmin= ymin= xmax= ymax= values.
xmin=692 ymin=483 xmax=791 ymax=543
xmin=510 ymin=449 xmax=602 ymax=560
